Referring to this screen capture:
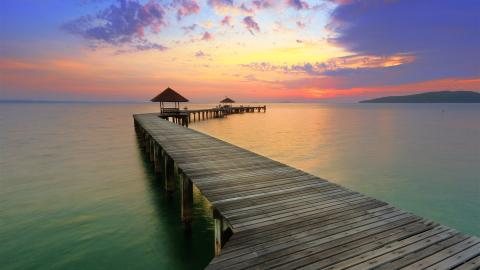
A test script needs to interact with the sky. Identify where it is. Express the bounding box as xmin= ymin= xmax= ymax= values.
xmin=0 ymin=0 xmax=479 ymax=102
